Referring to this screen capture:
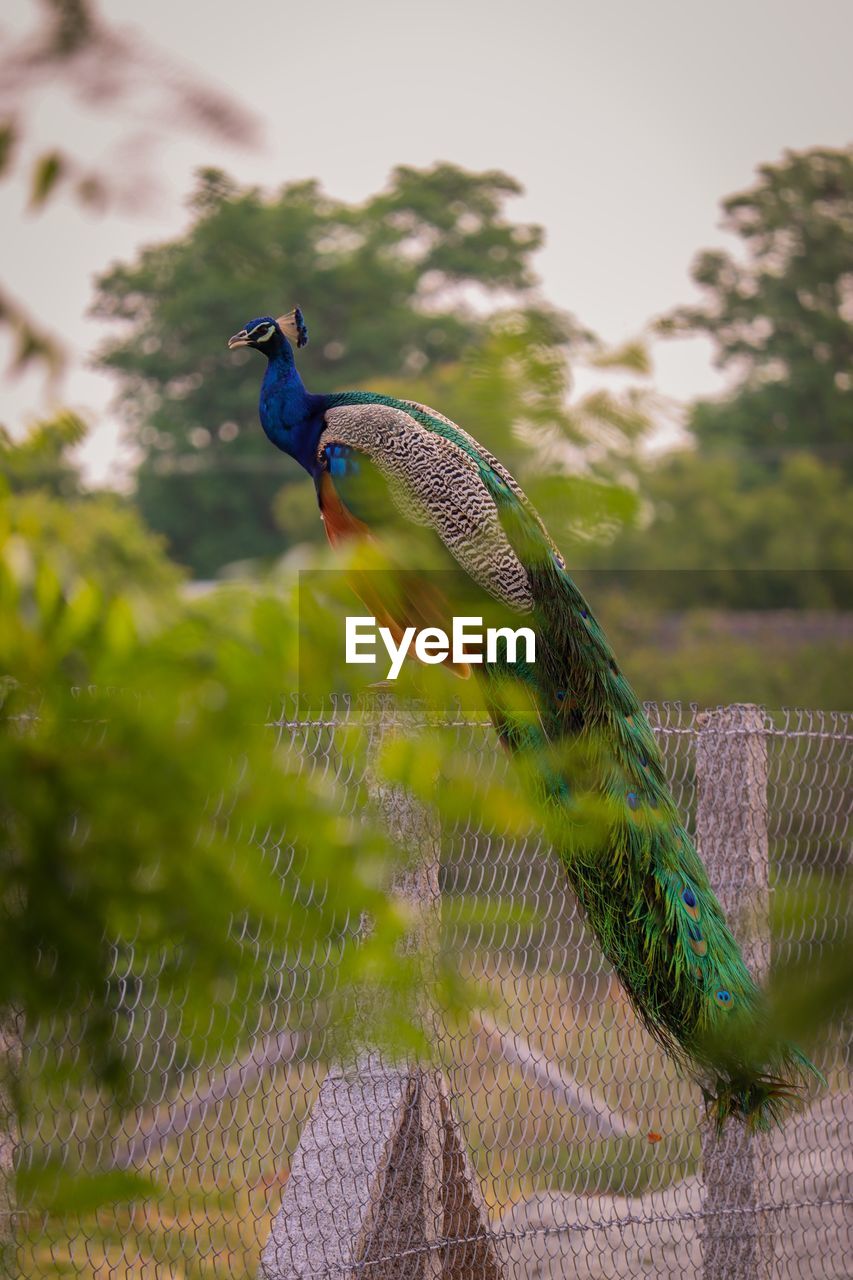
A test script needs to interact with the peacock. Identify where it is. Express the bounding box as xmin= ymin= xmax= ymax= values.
xmin=227 ymin=307 xmax=818 ymax=1130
